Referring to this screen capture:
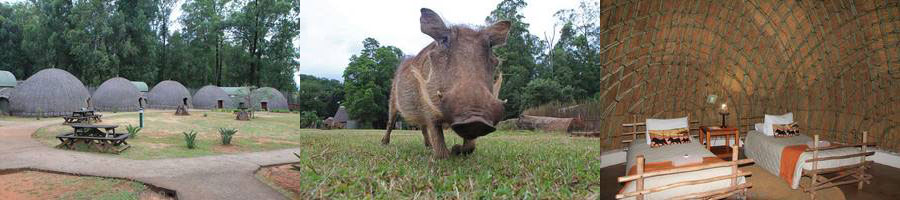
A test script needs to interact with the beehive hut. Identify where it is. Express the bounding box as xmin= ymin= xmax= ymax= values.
xmin=221 ymin=87 xmax=250 ymax=108
xmin=8 ymin=68 xmax=90 ymax=117
xmin=147 ymin=80 xmax=191 ymax=109
xmin=193 ymin=85 xmax=233 ymax=109
xmin=333 ymin=106 xmax=349 ymax=124
xmin=131 ymin=81 xmax=149 ymax=93
xmin=90 ymin=77 xmax=143 ymax=112
xmin=0 ymin=71 xmax=15 ymax=115
xmin=251 ymin=87 xmax=288 ymax=111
